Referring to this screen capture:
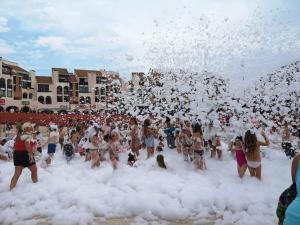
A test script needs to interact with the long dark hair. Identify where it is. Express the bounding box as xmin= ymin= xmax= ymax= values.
xmin=244 ymin=130 xmax=257 ymax=154
xmin=193 ymin=122 xmax=203 ymax=136
xmin=143 ymin=119 xmax=151 ymax=137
